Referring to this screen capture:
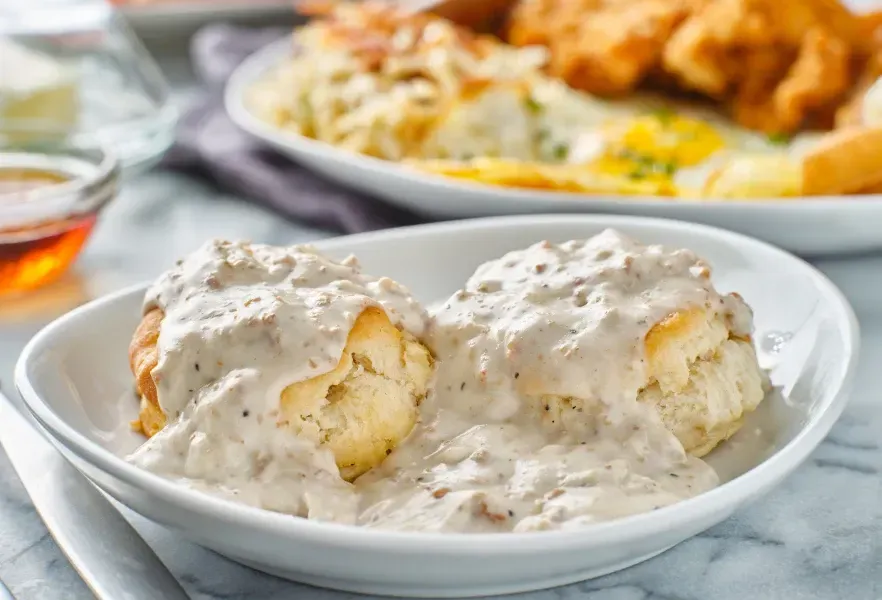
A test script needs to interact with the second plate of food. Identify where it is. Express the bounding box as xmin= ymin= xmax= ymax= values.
xmin=17 ymin=215 xmax=858 ymax=597
xmin=225 ymin=1 xmax=882 ymax=256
